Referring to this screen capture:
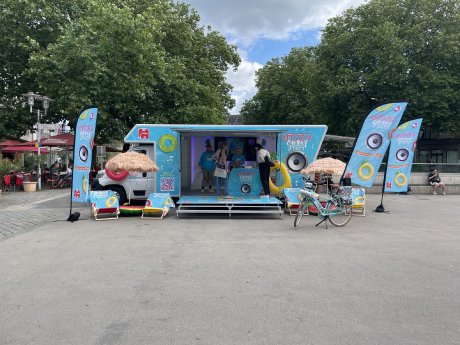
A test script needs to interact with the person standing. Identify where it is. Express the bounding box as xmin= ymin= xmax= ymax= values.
xmin=428 ymin=169 xmax=446 ymax=195
xmin=212 ymin=142 xmax=228 ymax=196
xmin=255 ymin=143 xmax=271 ymax=198
xmin=199 ymin=143 xmax=215 ymax=192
